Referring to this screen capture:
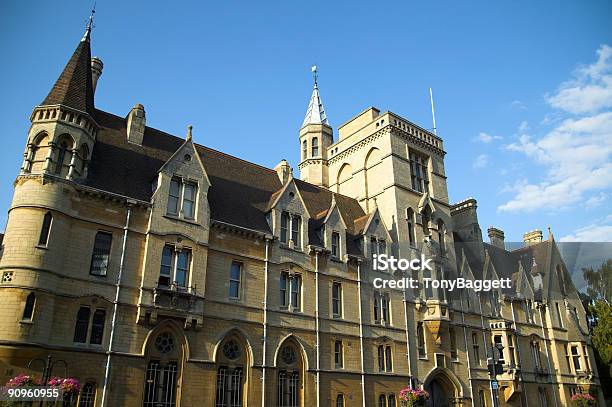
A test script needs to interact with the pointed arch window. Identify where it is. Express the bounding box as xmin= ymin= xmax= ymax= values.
xmin=78 ymin=382 xmax=96 ymax=407
xmin=409 ymin=151 xmax=429 ymax=193
xmin=73 ymin=306 xmax=91 ymax=343
xmin=378 ymin=394 xmax=387 ymax=407
xmin=336 ymin=394 xmax=345 ymax=407
xmin=55 ymin=140 xmax=70 ymax=175
xmin=312 ymin=137 xmax=319 ymax=157
xmin=389 ymin=394 xmax=397 ymax=407
xmin=22 ymin=292 xmax=36 ymax=321
xmin=215 ymin=337 xmax=245 ymax=407
xmin=38 ymin=212 xmax=53 ymax=246
xmin=417 ymin=322 xmax=427 ymax=358
xmin=407 ymin=208 xmax=416 ymax=247
xmin=302 ymin=140 xmax=307 ymax=160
